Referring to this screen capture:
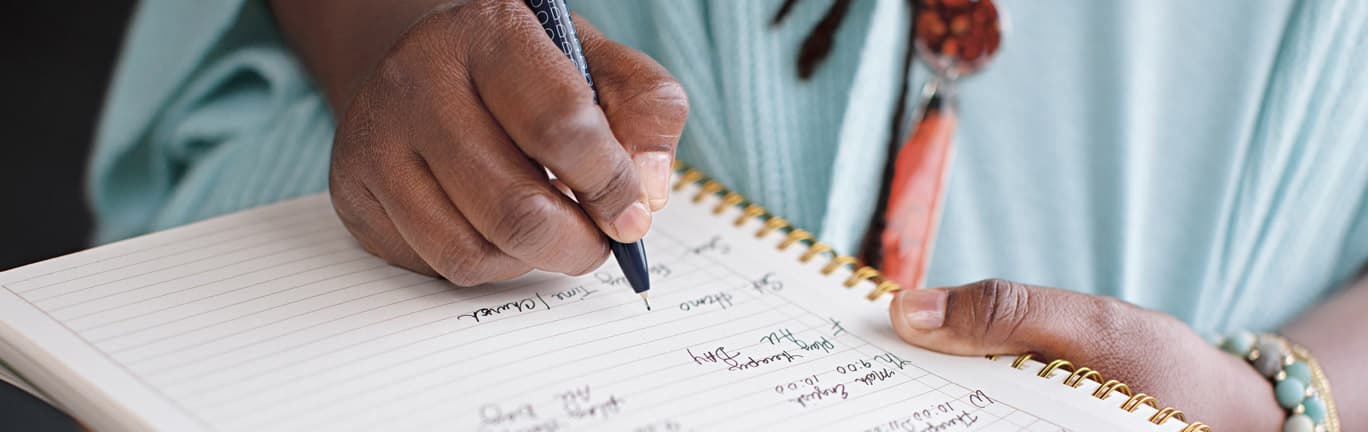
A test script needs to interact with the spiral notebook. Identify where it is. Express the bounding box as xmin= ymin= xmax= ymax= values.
xmin=0 ymin=164 xmax=1207 ymax=431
